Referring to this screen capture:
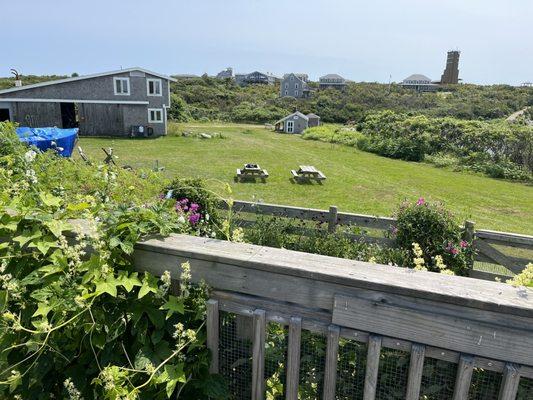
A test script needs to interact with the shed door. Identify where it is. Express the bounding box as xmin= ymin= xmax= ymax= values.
xmin=287 ymin=120 xmax=294 ymax=133
xmin=78 ymin=103 xmax=124 ymax=136
xmin=0 ymin=108 xmax=9 ymax=122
